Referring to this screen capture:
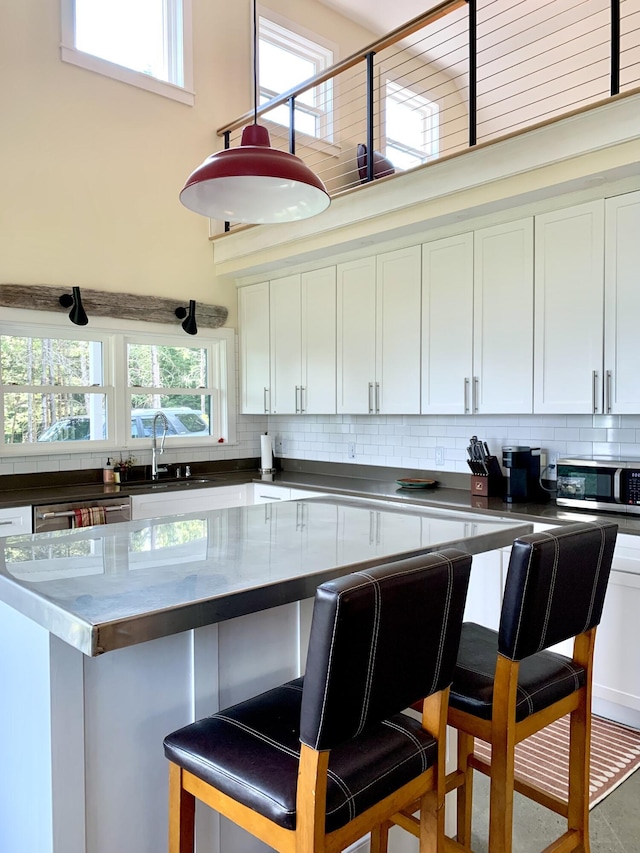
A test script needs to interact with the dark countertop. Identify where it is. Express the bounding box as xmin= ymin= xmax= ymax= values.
xmin=1 ymin=459 xmax=638 ymax=534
